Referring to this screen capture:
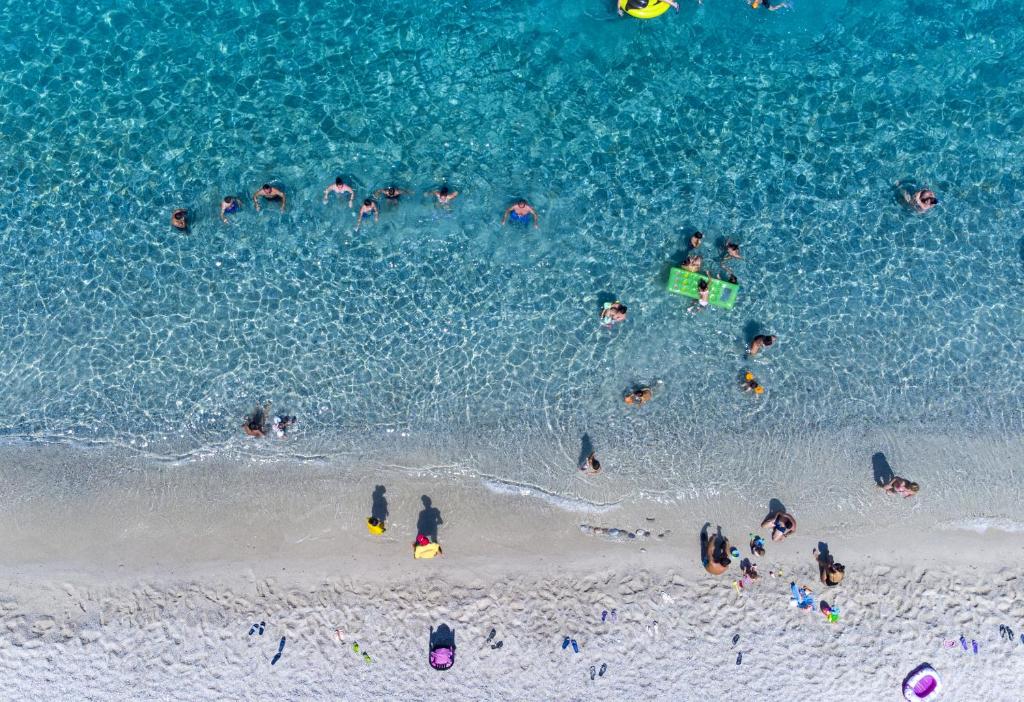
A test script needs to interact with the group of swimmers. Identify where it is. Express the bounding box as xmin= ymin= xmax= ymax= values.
xmin=170 ymin=179 xmax=542 ymax=233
